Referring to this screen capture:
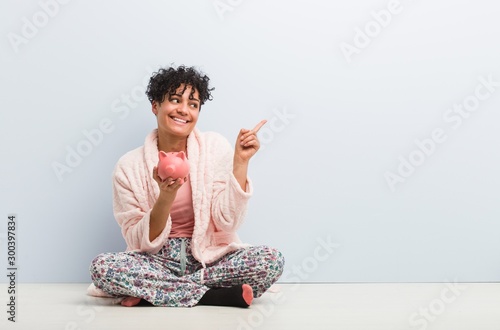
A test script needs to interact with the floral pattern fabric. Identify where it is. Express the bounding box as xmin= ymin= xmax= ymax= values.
xmin=90 ymin=238 xmax=284 ymax=307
